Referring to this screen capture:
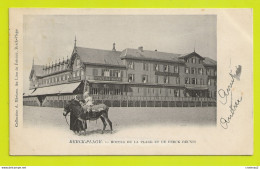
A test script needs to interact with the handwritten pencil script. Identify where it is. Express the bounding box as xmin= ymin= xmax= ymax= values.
xmin=218 ymin=65 xmax=243 ymax=129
